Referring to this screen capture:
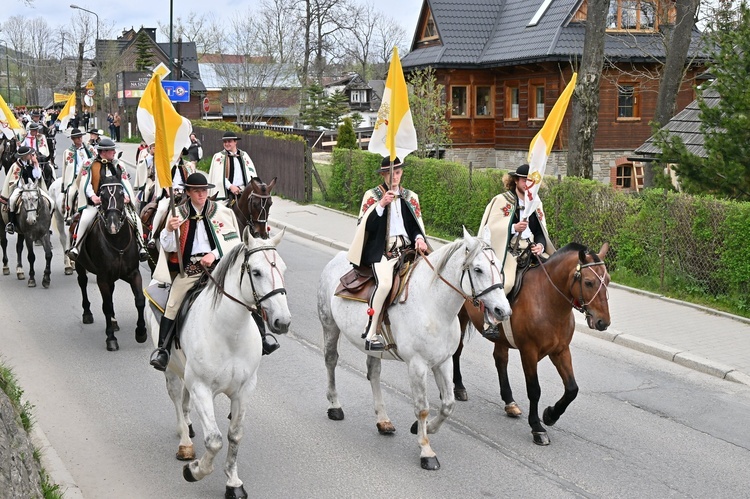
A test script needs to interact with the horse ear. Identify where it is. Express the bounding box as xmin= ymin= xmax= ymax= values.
xmin=270 ymin=226 xmax=285 ymax=247
xmin=267 ymin=177 xmax=277 ymax=192
xmin=242 ymin=225 xmax=254 ymax=247
xmin=598 ymin=242 xmax=610 ymax=260
xmin=462 ymin=225 xmax=472 ymax=240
